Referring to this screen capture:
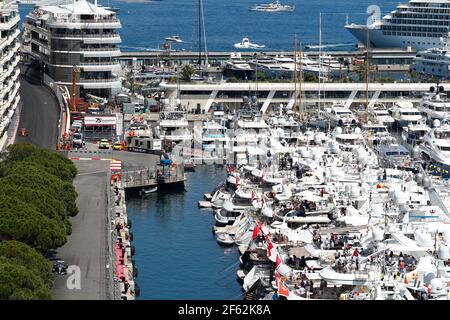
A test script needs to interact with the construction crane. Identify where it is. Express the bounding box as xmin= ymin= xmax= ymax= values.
xmin=71 ymin=65 xmax=81 ymax=112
